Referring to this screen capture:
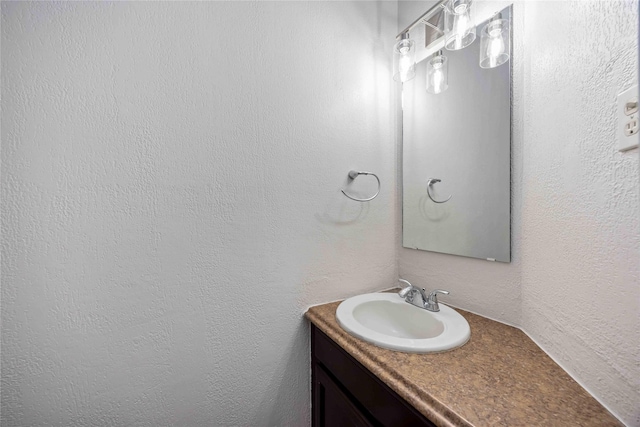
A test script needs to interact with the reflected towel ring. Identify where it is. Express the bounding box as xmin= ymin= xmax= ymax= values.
xmin=341 ymin=170 xmax=380 ymax=202
xmin=427 ymin=178 xmax=452 ymax=203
